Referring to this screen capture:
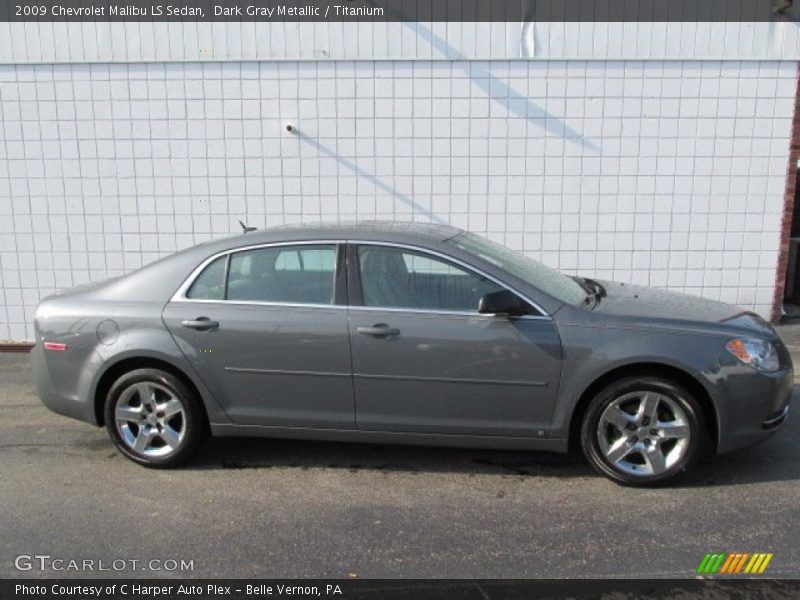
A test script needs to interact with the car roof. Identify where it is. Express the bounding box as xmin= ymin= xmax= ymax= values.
xmin=45 ymin=219 xmax=565 ymax=317
xmin=66 ymin=221 xmax=470 ymax=305
xmin=208 ymin=221 xmax=466 ymax=250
